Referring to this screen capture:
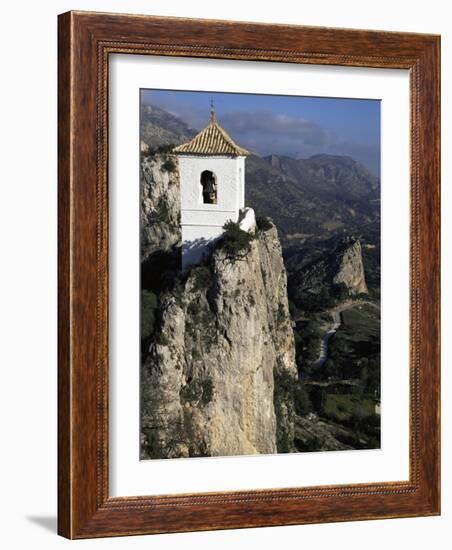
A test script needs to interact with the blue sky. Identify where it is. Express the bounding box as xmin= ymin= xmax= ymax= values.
xmin=141 ymin=89 xmax=381 ymax=176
